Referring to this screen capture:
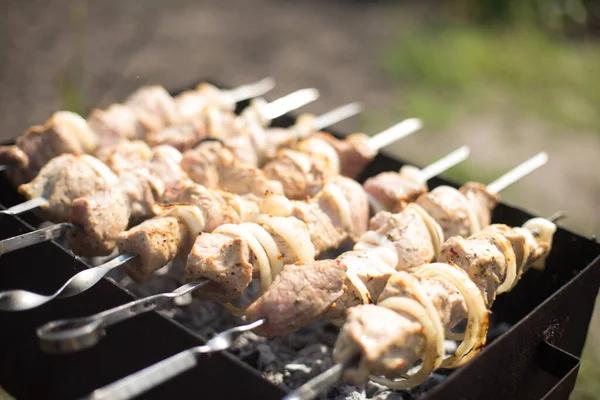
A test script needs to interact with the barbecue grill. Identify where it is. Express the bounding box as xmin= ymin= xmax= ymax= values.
xmin=0 ymin=81 xmax=598 ymax=400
